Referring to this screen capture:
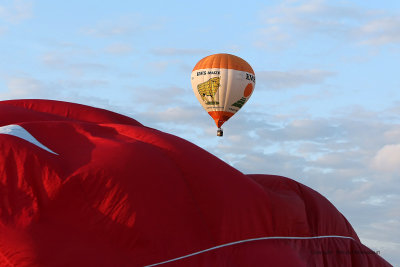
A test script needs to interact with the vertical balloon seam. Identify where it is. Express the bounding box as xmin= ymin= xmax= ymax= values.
xmin=215 ymin=55 xmax=223 ymax=117
xmin=214 ymin=55 xmax=222 ymax=118
xmin=223 ymin=69 xmax=233 ymax=127
xmin=213 ymin=55 xmax=221 ymax=115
